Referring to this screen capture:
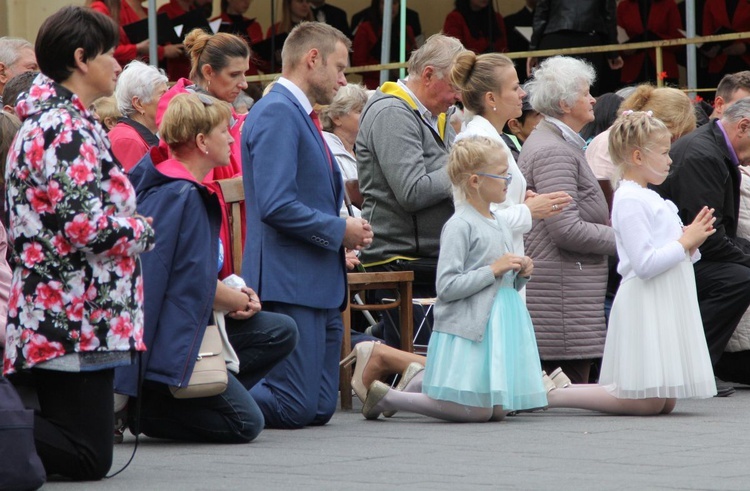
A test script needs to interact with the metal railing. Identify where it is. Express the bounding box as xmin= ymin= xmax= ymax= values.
xmin=246 ymin=30 xmax=750 ymax=92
